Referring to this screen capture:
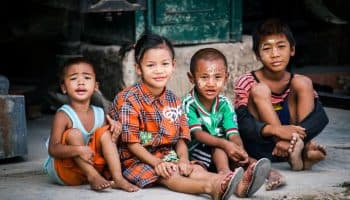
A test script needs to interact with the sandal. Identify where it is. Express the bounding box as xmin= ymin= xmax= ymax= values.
xmin=246 ymin=158 xmax=271 ymax=197
xmin=221 ymin=167 xmax=244 ymax=200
